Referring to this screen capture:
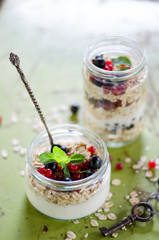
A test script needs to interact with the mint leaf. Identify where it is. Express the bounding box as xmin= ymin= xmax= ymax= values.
xmin=53 ymin=146 xmax=69 ymax=164
xmin=39 ymin=152 xmax=55 ymax=164
xmin=63 ymin=164 xmax=70 ymax=178
xmin=69 ymin=154 xmax=85 ymax=164
xmin=112 ymin=56 xmax=132 ymax=66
